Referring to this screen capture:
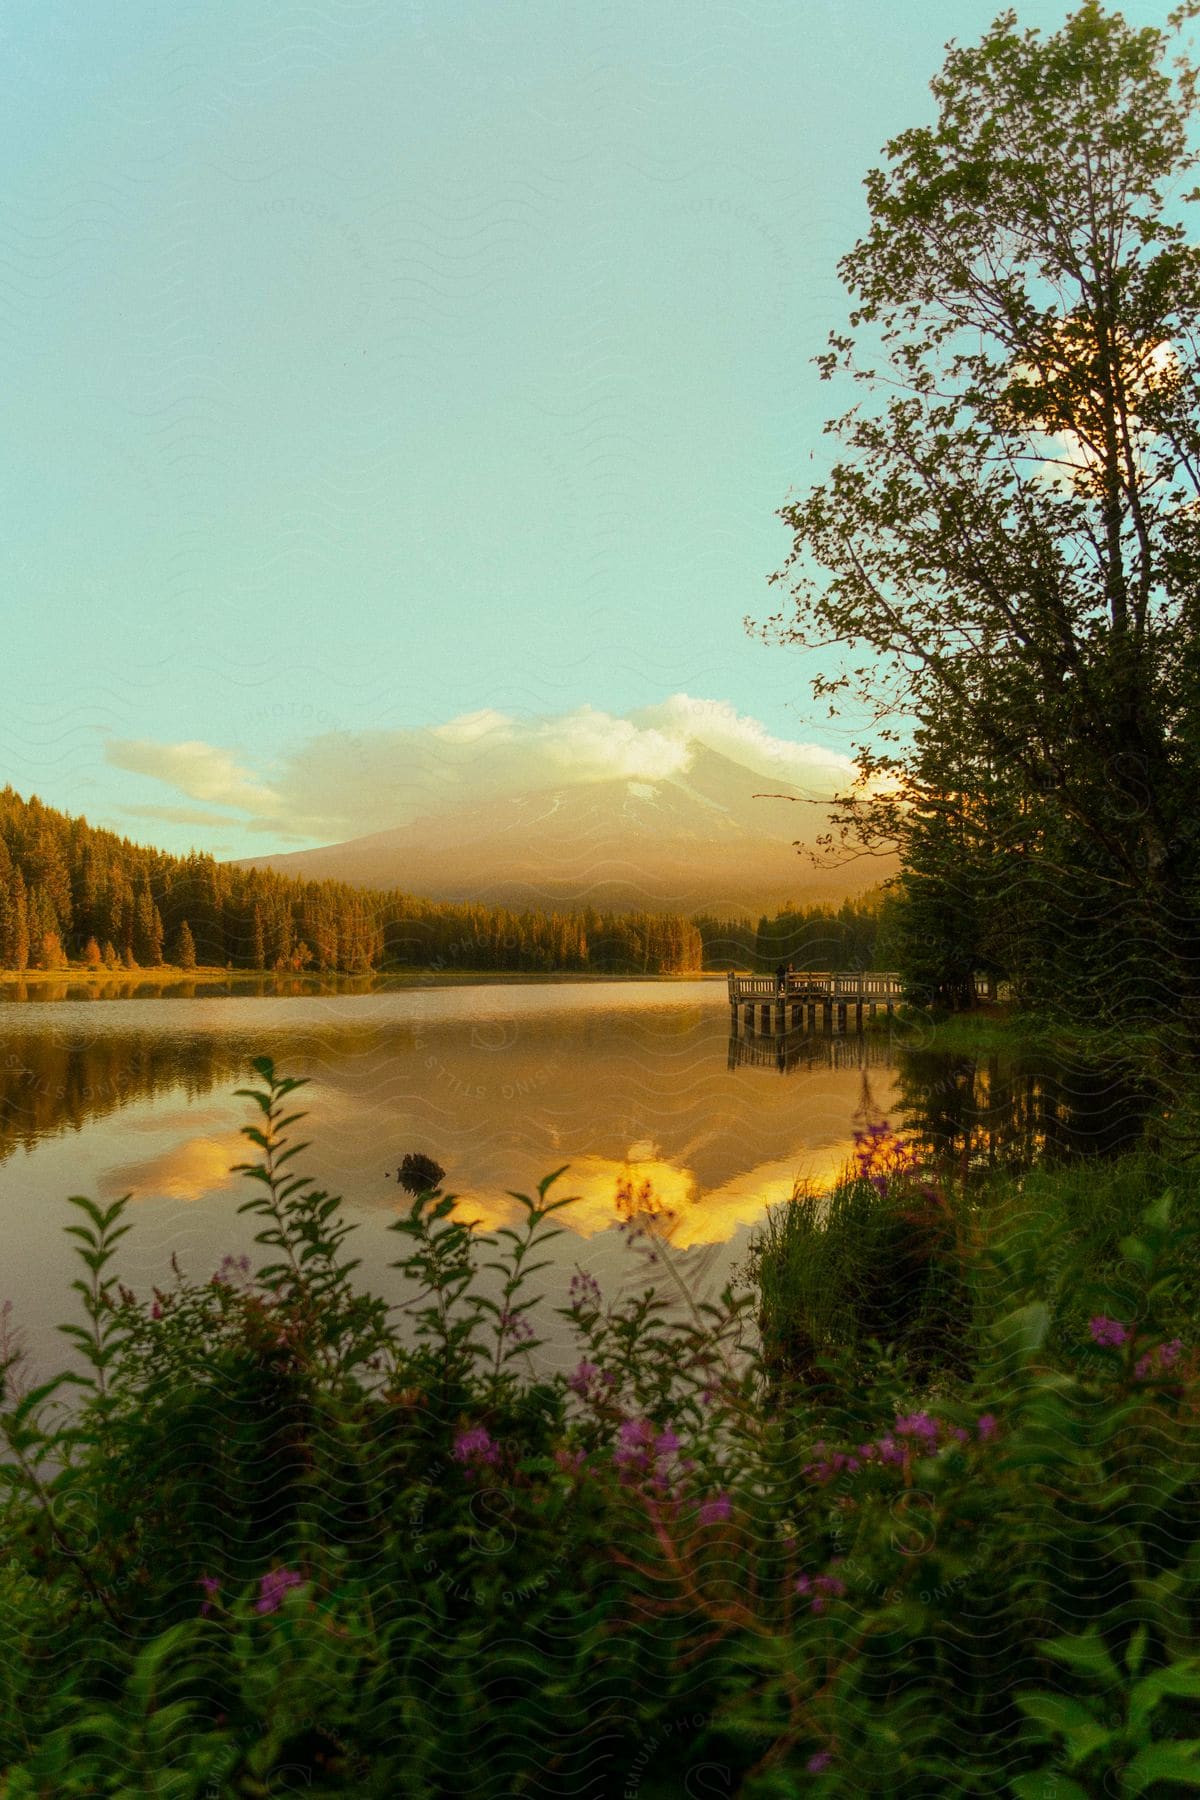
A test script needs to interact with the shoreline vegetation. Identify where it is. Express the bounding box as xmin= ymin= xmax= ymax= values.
xmin=2 ymin=1060 xmax=1198 ymax=1796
